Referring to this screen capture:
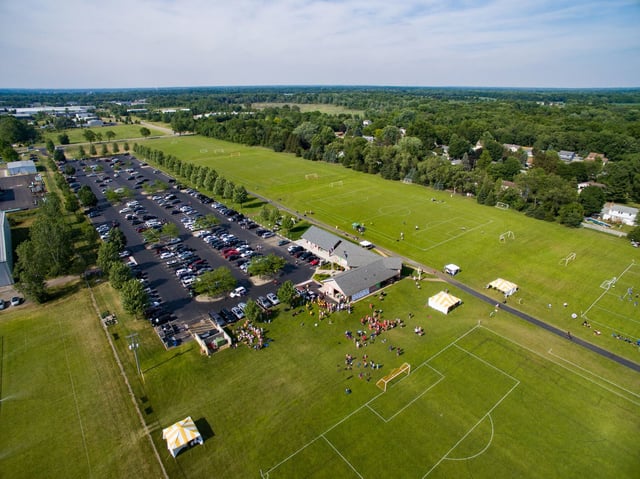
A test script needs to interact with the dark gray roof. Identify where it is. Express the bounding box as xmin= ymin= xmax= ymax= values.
xmin=326 ymin=257 xmax=402 ymax=297
xmin=0 ymin=211 xmax=13 ymax=286
xmin=301 ymin=225 xmax=379 ymax=268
